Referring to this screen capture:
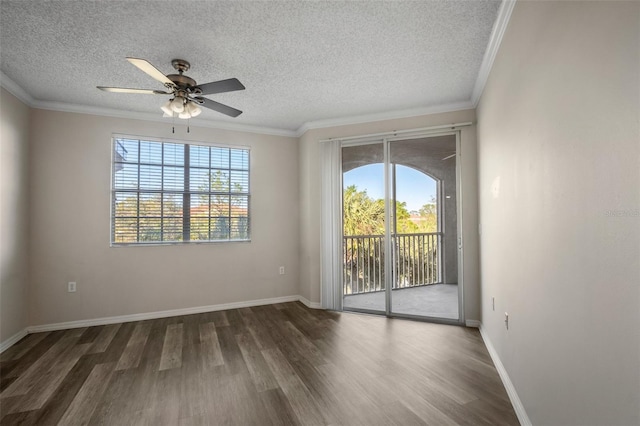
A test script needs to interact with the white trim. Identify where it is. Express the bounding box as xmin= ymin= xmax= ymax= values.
xmin=0 ymin=329 xmax=28 ymax=354
xmin=320 ymin=122 xmax=473 ymax=145
xmin=479 ymin=323 xmax=532 ymax=426
xmin=465 ymin=319 xmax=481 ymax=328
xmin=0 ymin=71 xmax=35 ymax=105
xmin=1 ymin=296 xmax=323 ymax=351
xmin=0 ymin=72 xmax=296 ymax=138
xmin=455 ymin=130 xmax=466 ymax=326
xmin=383 ymin=138 xmax=392 ymax=315
xmin=26 ymin=295 xmax=302 ymax=333
xmin=471 ymin=0 xmax=517 ymax=106
xmin=298 ymin=296 xmax=322 ymax=309
xmin=2 ymin=72 xmax=479 ymax=140
xmin=2 ymin=0 xmax=514 ymax=141
xmin=1 ymin=70 xmax=473 ymax=139
xmin=32 ymin=100 xmax=298 ymax=138
xmin=297 ymin=101 xmax=474 ymax=137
